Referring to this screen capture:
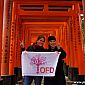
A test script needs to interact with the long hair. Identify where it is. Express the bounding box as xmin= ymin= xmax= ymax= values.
xmin=36 ymin=35 xmax=45 ymax=42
